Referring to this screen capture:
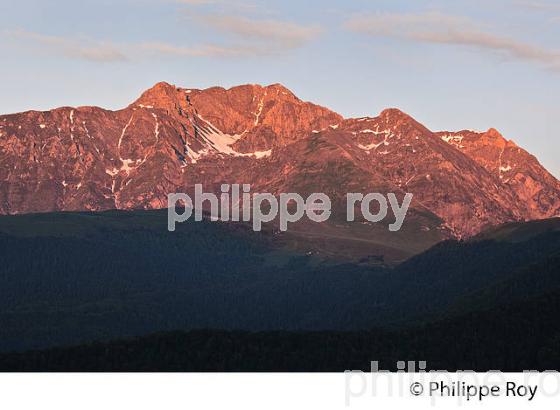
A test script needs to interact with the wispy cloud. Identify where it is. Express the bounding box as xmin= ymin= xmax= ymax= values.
xmin=3 ymin=26 xmax=292 ymax=62
xmin=6 ymin=29 xmax=127 ymax=62
xmin=139 ymin=41 xmax=269 ymax=57
xmin=140 ymin=13 xmax=321 ymax=58
xmin=197 ymin=14 xmax=322 ymax=49
xmin=514 ymin=0 xmax=560 ymax=12
xmin=343 ymin=11 xmax=560 ymax=71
